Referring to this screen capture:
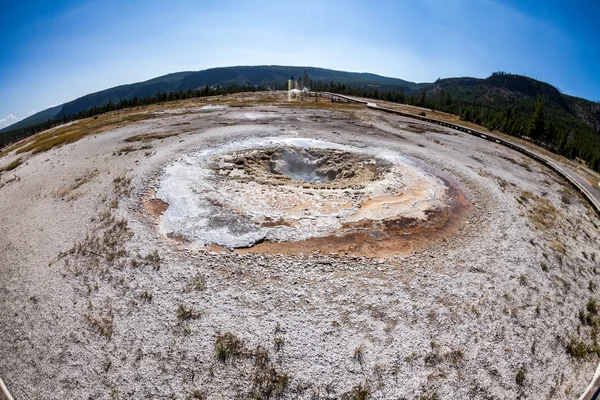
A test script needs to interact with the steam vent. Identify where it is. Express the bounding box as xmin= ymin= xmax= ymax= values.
xmin=151 ymin=138 xmax=471 ymax=256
